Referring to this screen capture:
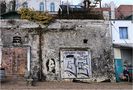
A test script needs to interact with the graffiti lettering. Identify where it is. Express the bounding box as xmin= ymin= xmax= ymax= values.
xmin=61 ymin=50 xmax=91 ymax=78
